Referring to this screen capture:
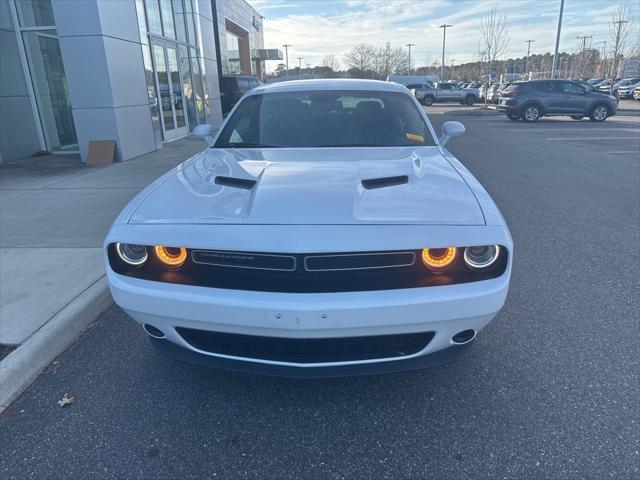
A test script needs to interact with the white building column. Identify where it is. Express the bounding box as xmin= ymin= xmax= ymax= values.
xmin=52 ymin=0 xmax=156 ymax=162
